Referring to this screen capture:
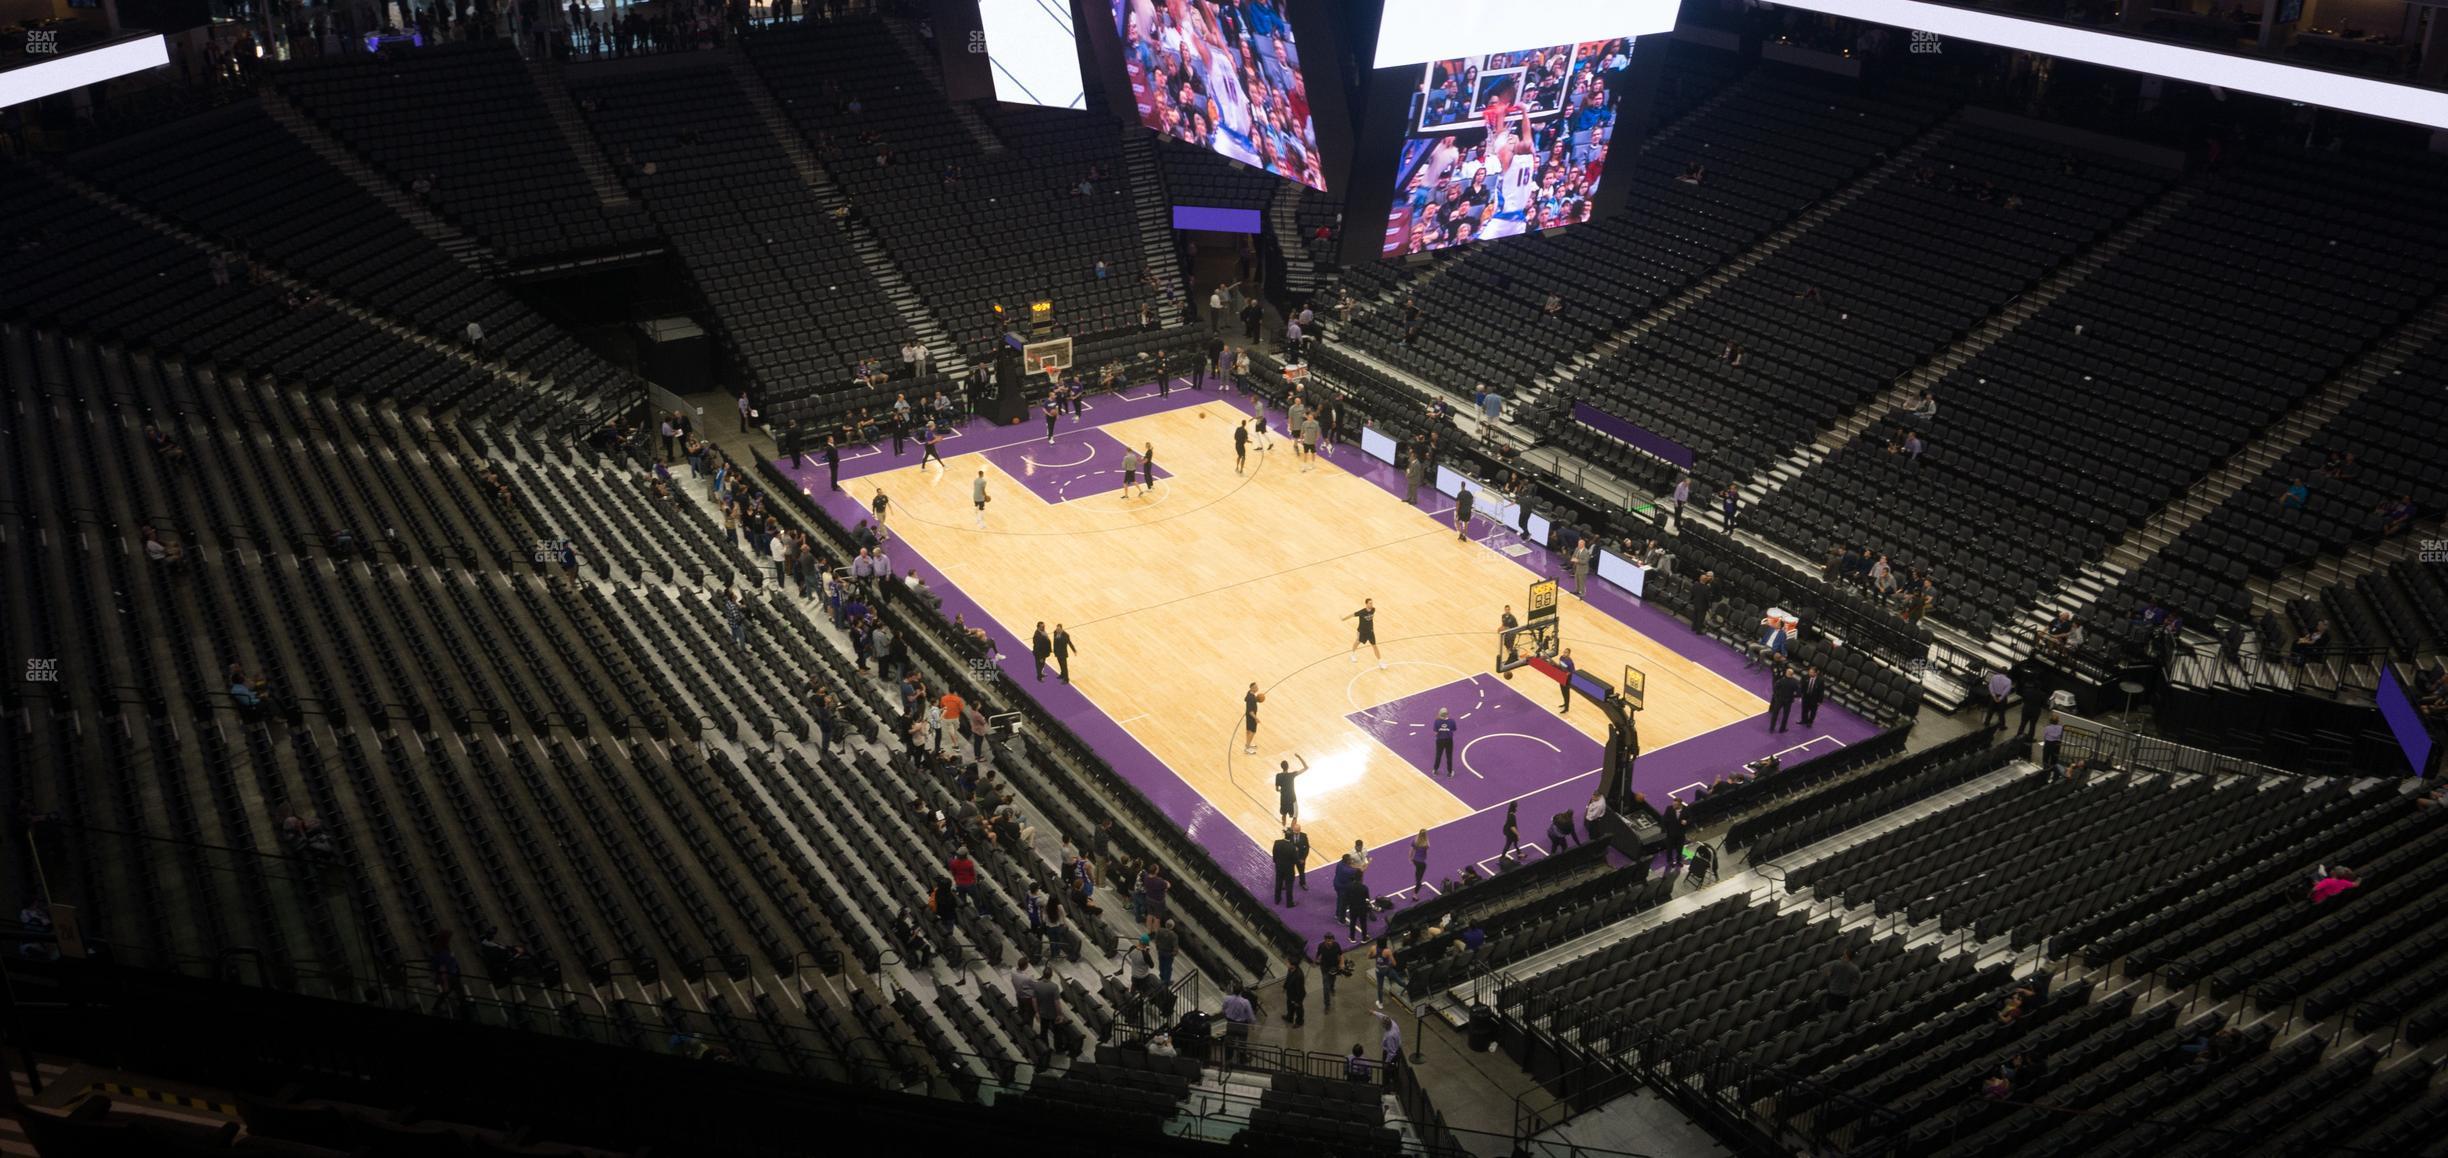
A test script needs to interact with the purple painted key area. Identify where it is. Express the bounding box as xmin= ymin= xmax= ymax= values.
xmin=772 ymin=380 xmax=1882 ymax=948
xmin=1345 ymin=675 xmax=1603 ymax=813
xmin=978 ymin=427 xmax=1172 ymax=504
